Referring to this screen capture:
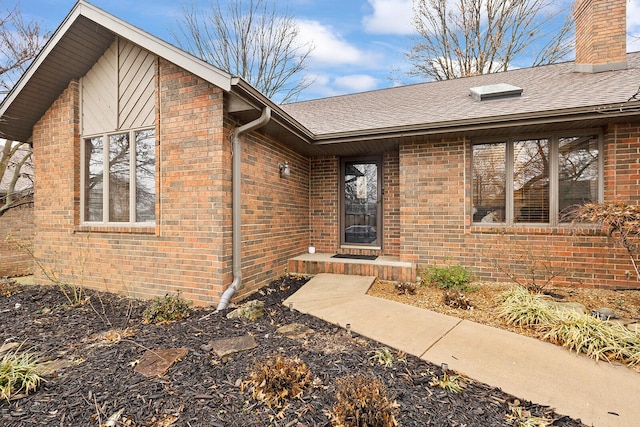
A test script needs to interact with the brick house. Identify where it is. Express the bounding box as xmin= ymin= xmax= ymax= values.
xmin=0 ymin=0 xmax=639 ymax=305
